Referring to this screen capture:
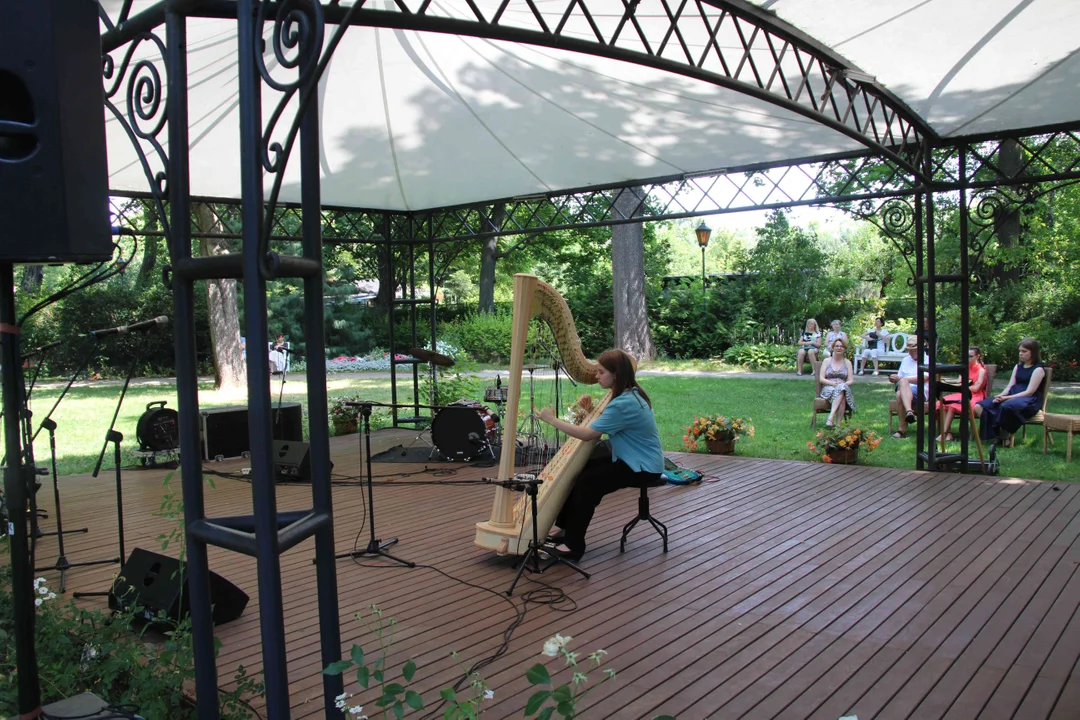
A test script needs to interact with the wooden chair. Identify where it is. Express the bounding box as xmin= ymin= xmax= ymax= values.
xmin=810 ymin=359 xmax=852 ymax=428
xmin=1020 ymin=366 xmax=1053 ymax=443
